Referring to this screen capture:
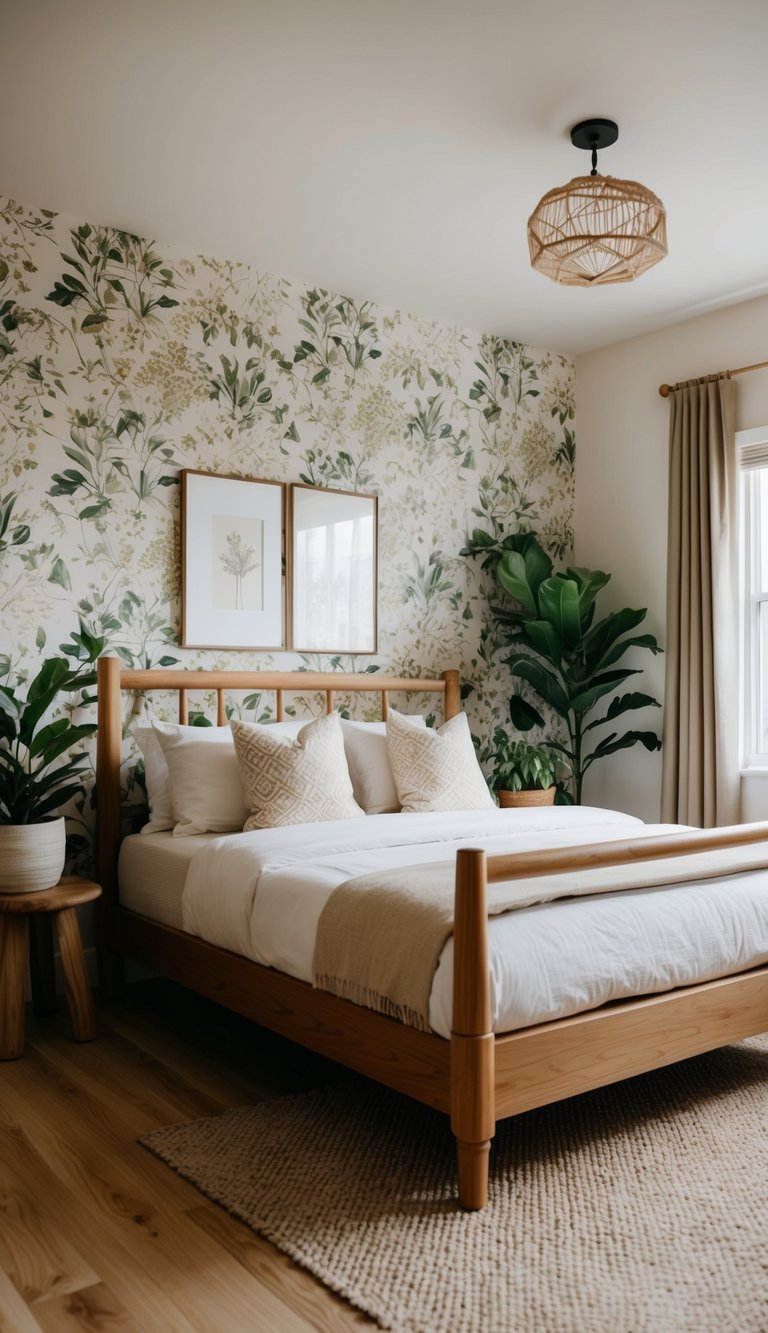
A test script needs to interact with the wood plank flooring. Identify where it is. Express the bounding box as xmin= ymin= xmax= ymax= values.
xmin=0 ymin=980 xmax=373 ymax=1332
